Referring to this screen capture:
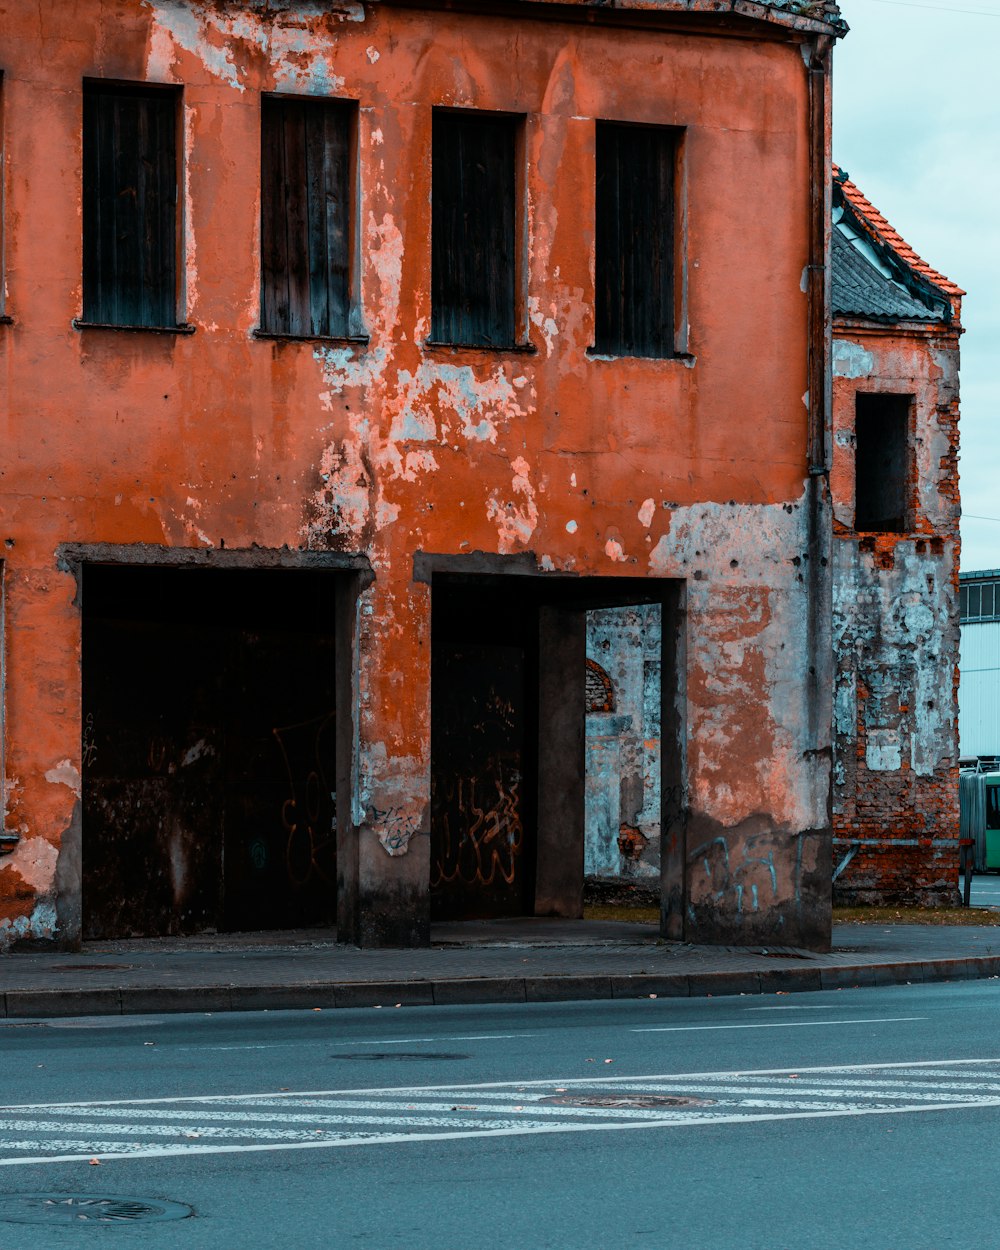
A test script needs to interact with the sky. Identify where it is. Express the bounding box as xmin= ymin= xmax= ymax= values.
xmin=833 ymin=0 xmax=999 ymax=572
